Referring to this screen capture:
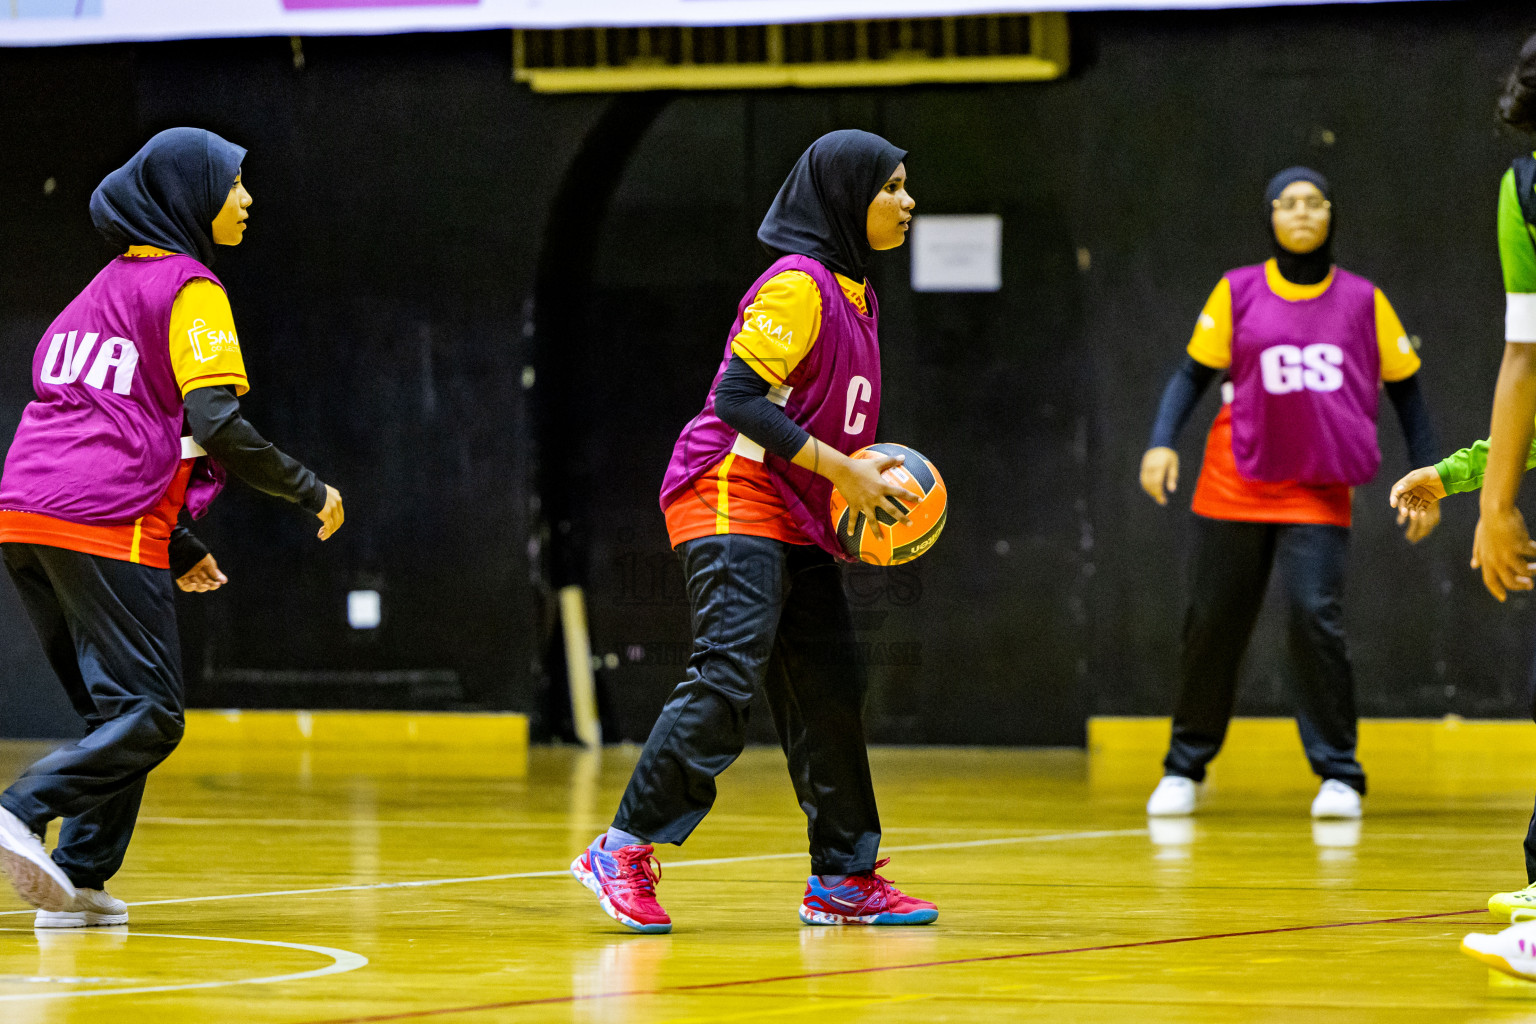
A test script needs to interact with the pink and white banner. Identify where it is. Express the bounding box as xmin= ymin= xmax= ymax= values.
xmin=0 ymin=0 xmax=1452 ymax=47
